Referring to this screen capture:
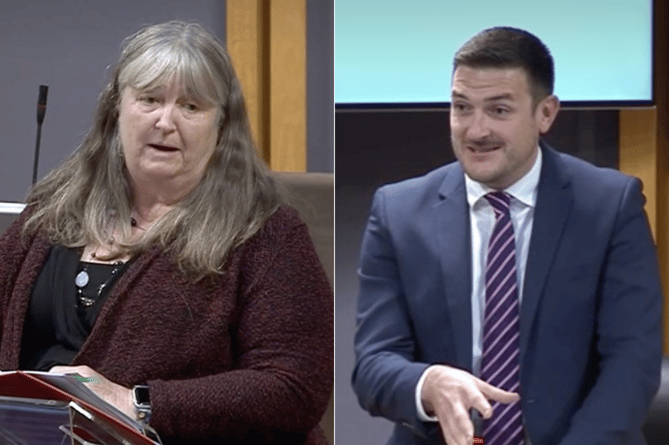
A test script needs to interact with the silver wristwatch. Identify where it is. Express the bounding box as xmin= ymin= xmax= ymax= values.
xmin=132 ymin=385 xmax=152 ymax=424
